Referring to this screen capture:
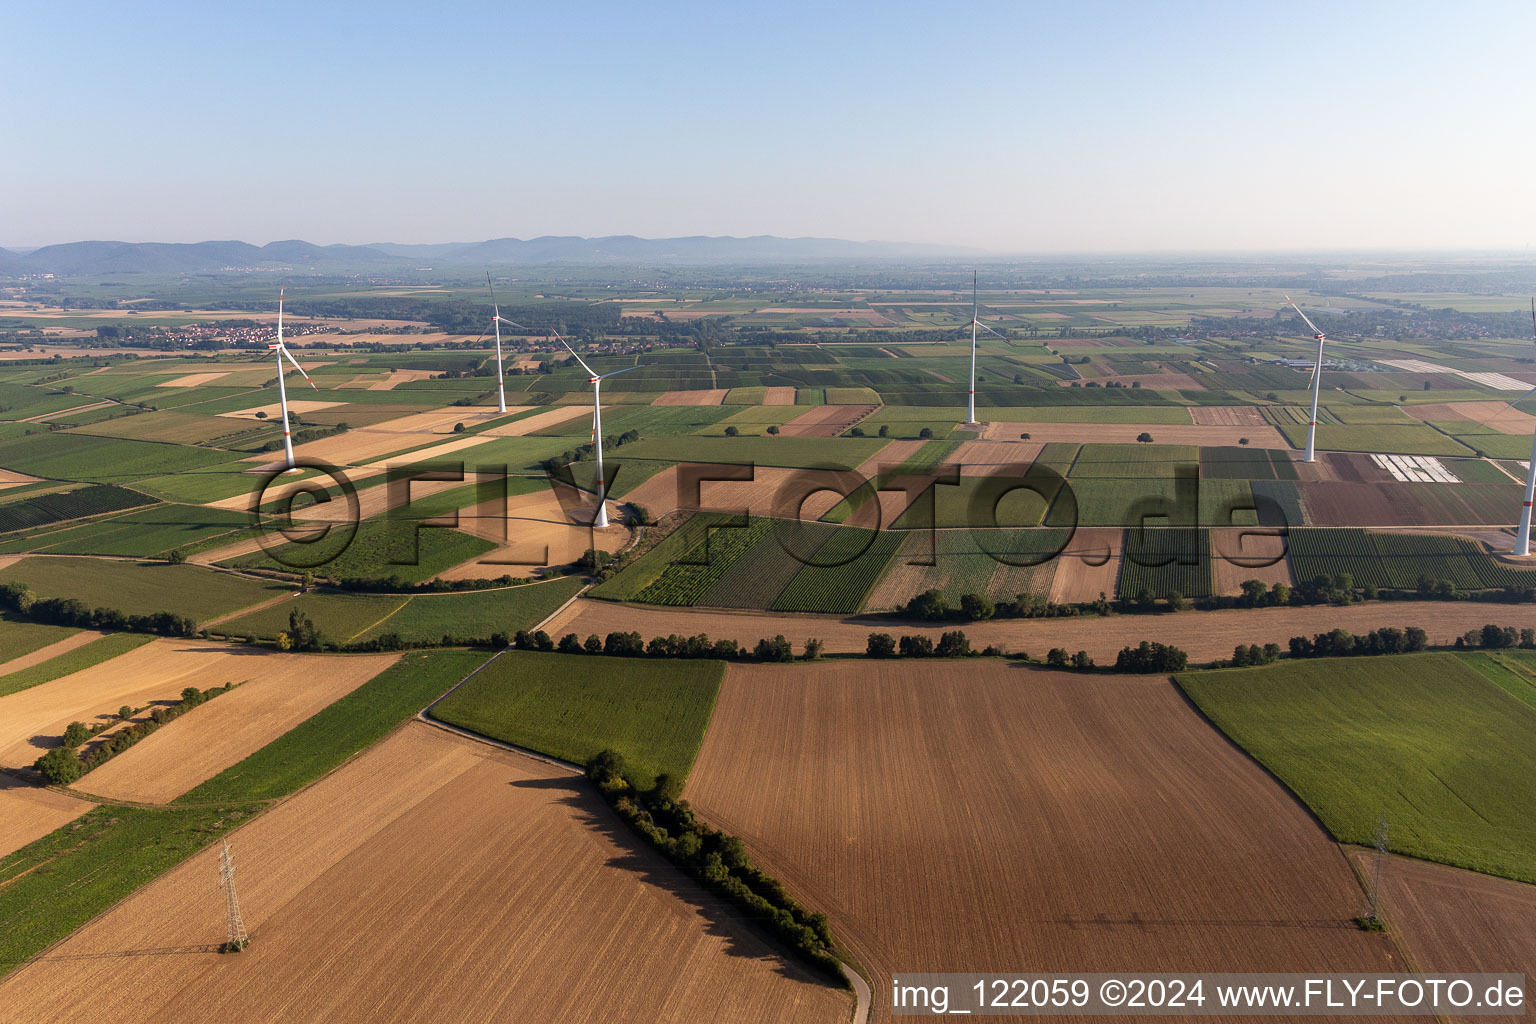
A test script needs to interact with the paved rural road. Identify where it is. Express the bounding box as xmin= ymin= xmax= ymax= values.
xmin=543 ymin=597 xmax=1536 ymax=663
